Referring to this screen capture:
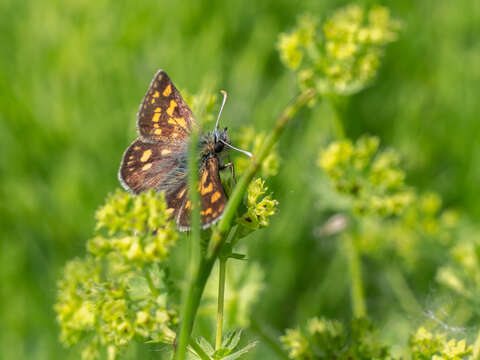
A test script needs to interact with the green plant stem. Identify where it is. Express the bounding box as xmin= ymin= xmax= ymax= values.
xmin=344 ymin=234 xmax=366 ymax=318
xmin=328 ymin=96 xmax=346 ymax=139
xmin=143 ymin=268 xmax=159 ymax=297
xmin=216 ymin=257 xmax=227 ymax=350
xmin=174 ymin=89 xmax=316 ymax=360
xmin=176 ymin=125 xmax=202 ymax=360
xmin=189 ymin=338 xmax=211 ymax=360
xmin=176 ymin=256 xmax=216 ymax=360
xmin=250 ymin=319 xmax=290 ymax=360
xmin=385 ymin=267 xmax=423 ymax=316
